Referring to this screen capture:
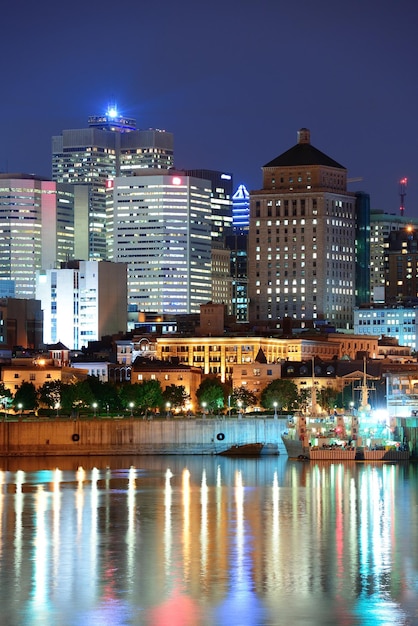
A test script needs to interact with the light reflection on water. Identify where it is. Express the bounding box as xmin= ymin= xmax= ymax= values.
xmin=0 ymin=456 xmax=417 ymax=625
